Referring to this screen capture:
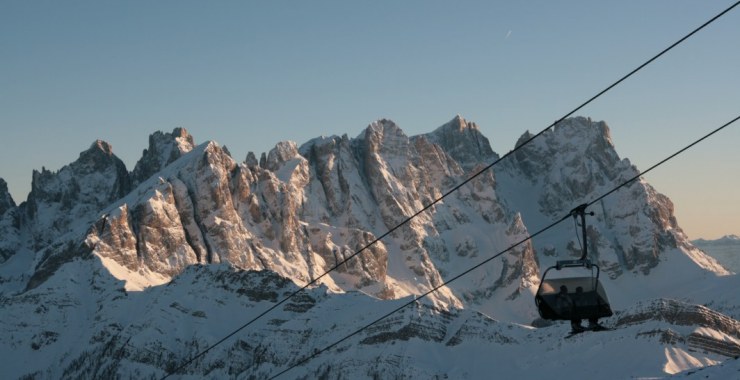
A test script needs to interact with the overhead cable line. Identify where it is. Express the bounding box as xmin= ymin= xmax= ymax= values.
xmin=160 ymin=2 xmax=740 ymax=378
xmin=269 ymin=114 xmax=740 ymax=379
